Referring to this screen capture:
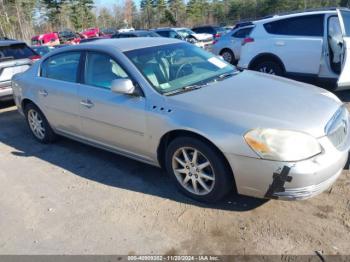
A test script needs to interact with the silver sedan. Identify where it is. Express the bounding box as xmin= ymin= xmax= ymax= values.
xmin=12 ymin=38 xmax=350 ymax=202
